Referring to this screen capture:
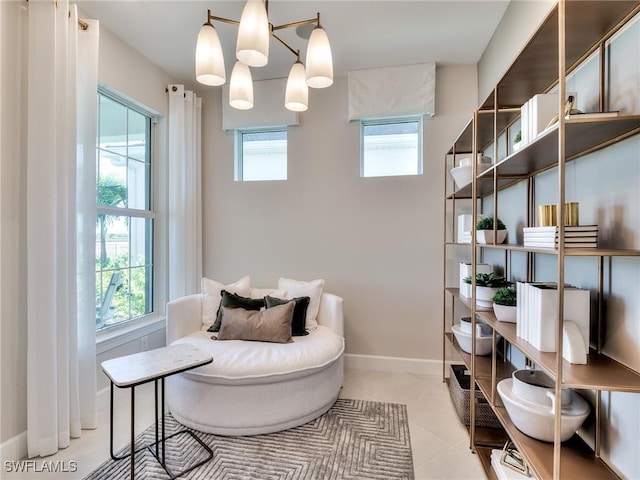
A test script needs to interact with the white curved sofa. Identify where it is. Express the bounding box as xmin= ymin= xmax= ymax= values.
xmin=165 ymin=292 xmax=345 ymax=436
